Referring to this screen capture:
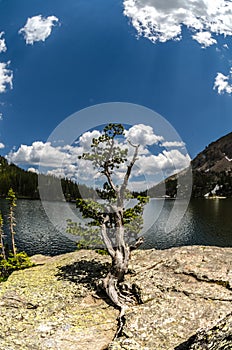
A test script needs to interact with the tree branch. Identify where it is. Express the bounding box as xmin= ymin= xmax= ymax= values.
xmin=120 ymin=141 xmax=139 ymax=202
xmin=129 ymin=236 xmax=144 ymax=252
xmin=102 ymin=163 xmax=117 ymax=193
xmin=102 ymin=138 xmax=118 ymax=193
